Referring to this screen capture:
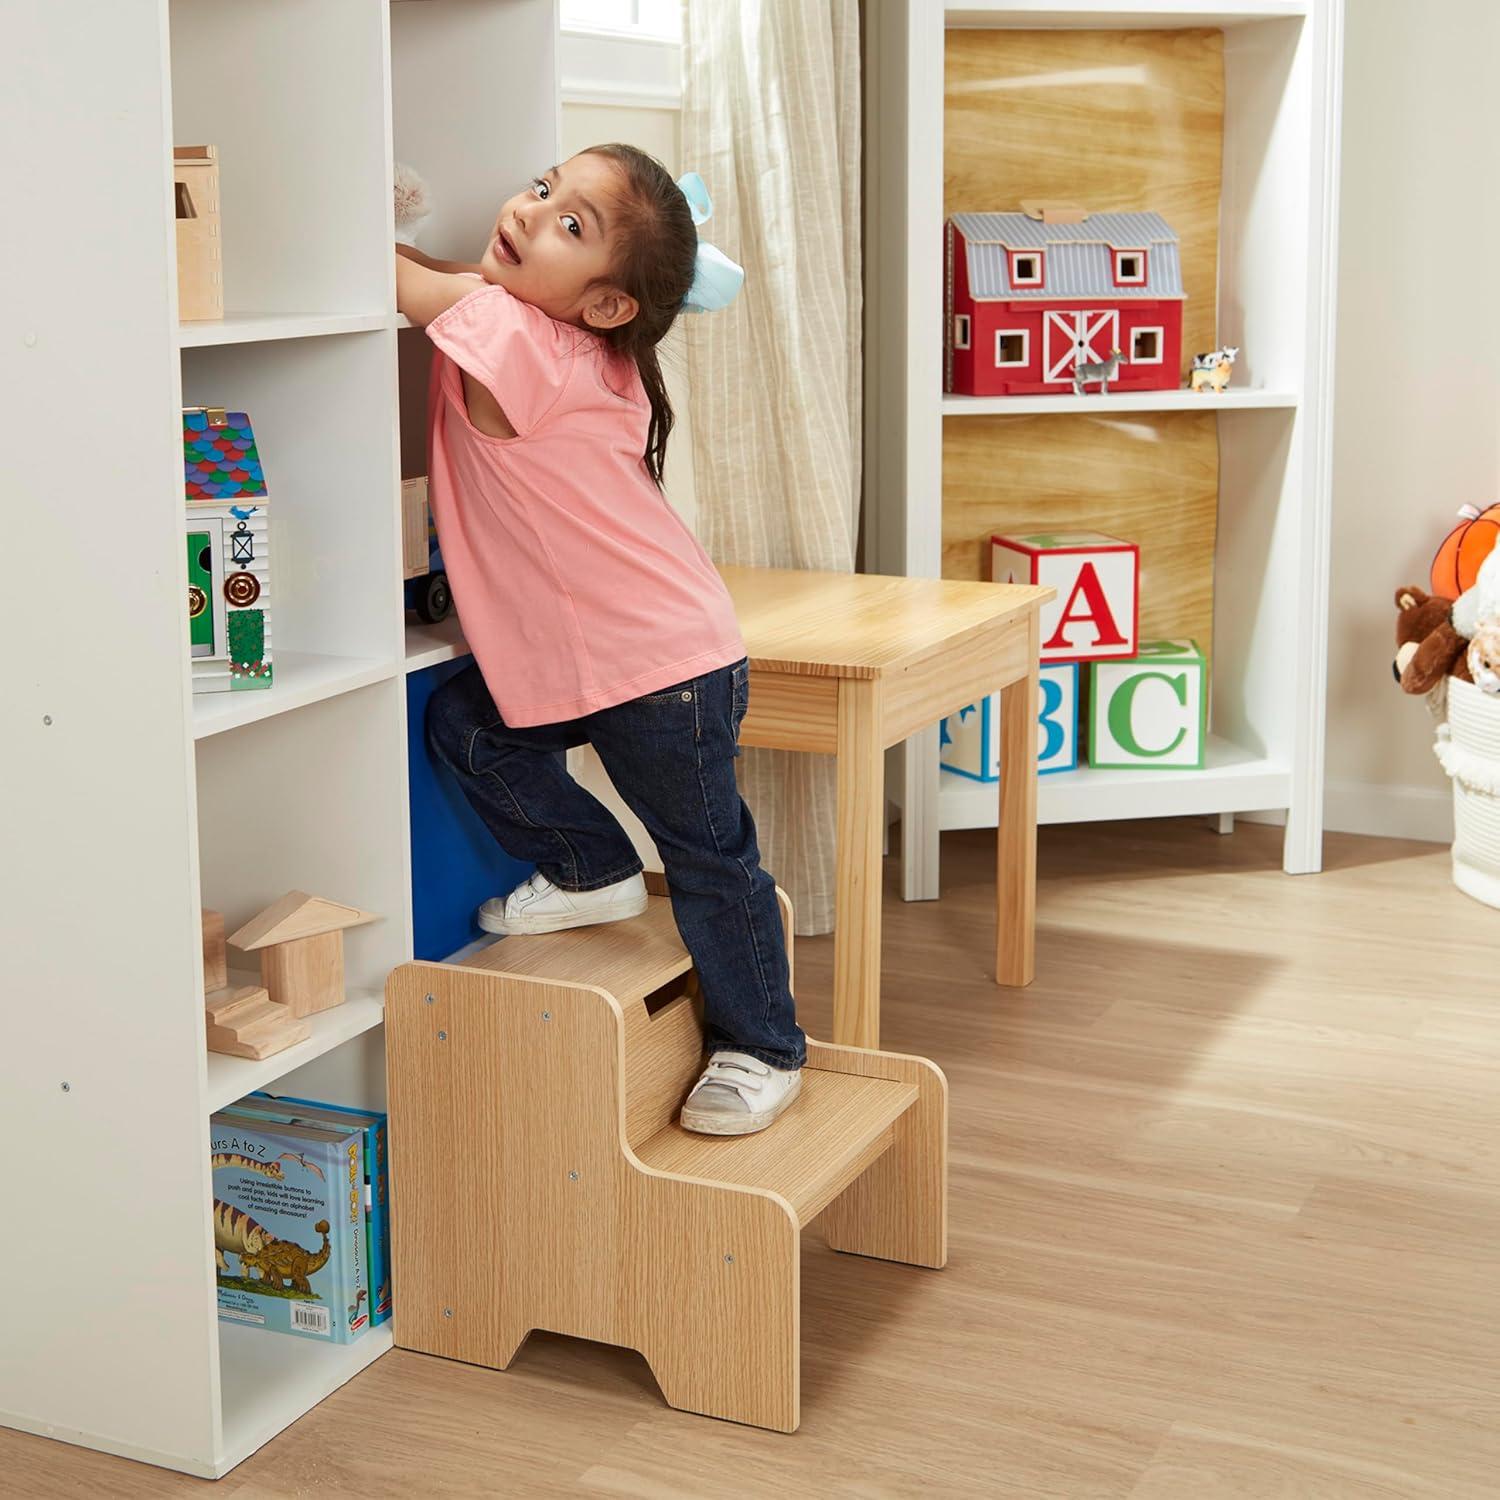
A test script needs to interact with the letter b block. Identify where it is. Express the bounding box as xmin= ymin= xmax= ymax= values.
xmin=940 ymin=663 xmax=1080 ymax=780
xmin=1087 ymin=640 xmax=1207 ymax=770
xmin=992 ymin=530 xmax=1139 ymax=664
